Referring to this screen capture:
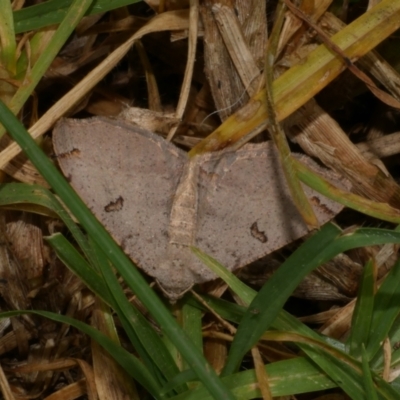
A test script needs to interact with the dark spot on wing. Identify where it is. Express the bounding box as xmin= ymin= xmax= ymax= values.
xmin=104 ymin=196 xmax=124 ymax=212
xmin=310 ymin=196 xmax=335 ymax=217
xmin=57 ymin=148 xmax=81 ymax=158
xmin=250 ymin=221 xmax=268 ymax=243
